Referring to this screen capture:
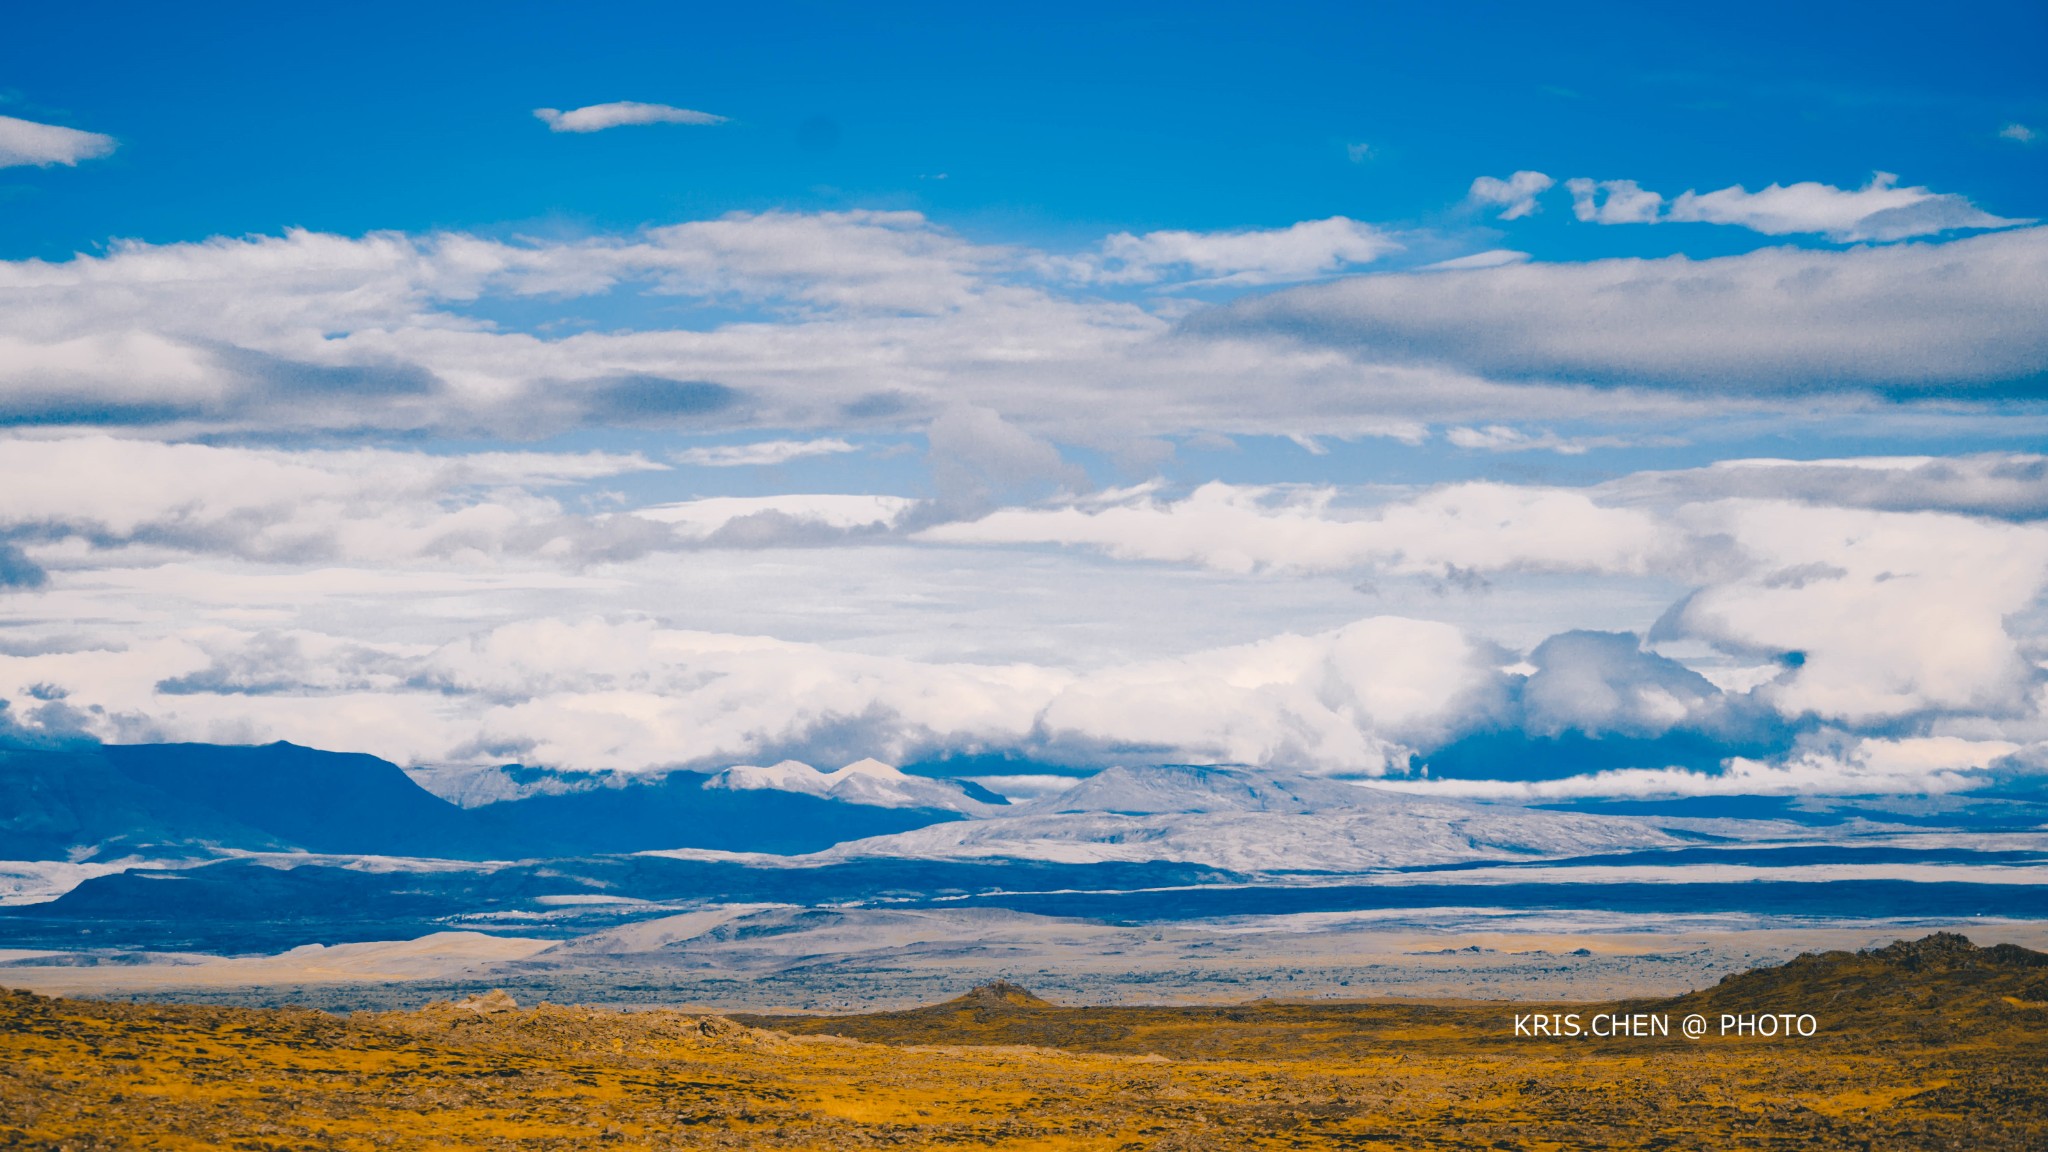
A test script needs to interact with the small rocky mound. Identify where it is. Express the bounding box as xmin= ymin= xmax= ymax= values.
xmin=947 ymin=981 xmax=1054 ymax=1011
xmin=453 ymin=989 xmax=518 ymax=1014
xmin=1864 ymin=931 xmax=2048 ymax=970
